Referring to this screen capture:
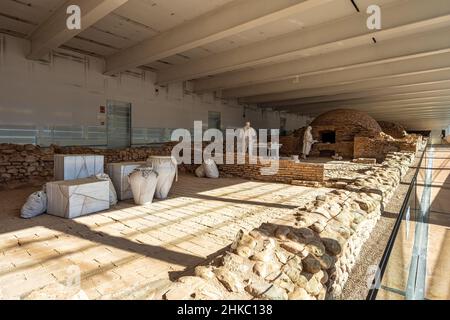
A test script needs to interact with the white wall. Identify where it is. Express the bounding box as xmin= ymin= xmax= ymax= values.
xmin=0 ymin=34 xmax=311 ymax=145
